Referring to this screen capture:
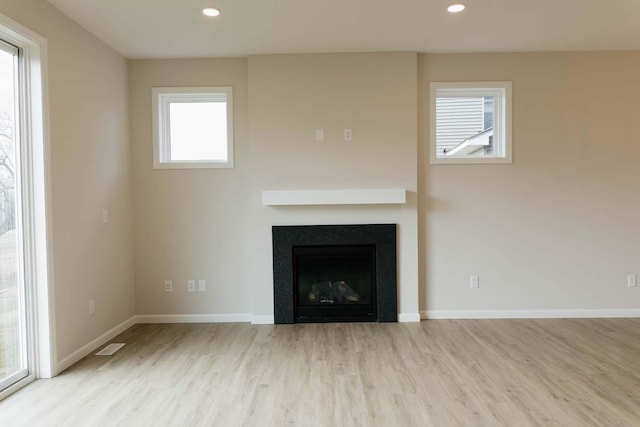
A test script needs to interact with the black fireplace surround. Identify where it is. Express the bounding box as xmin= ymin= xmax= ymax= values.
xmin=272 ymin=224 xmax=397 ymax=324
